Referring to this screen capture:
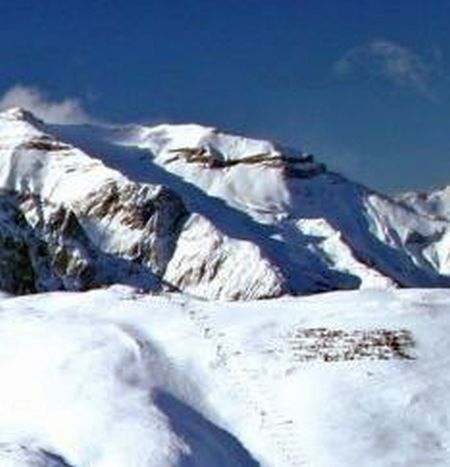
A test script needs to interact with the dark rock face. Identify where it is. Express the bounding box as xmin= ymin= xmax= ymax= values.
xmin=0 ymin=195 xmax=47 ymax=294
xmin=0 ymin=190 xmax=172 ymax=295
xmin=168 ymin=145 xmax=327 ymax=179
